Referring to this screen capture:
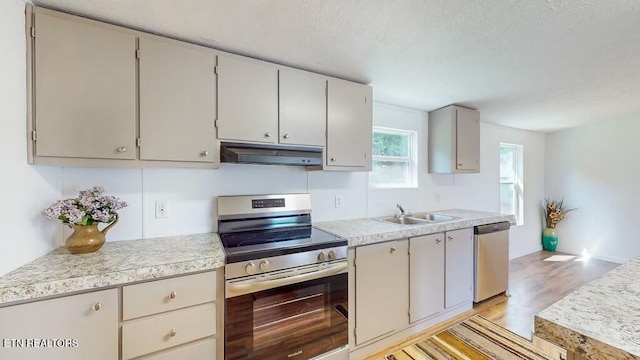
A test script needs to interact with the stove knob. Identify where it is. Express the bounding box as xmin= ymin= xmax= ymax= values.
xmin=328 ymin=249 xmax=337 ymax=260
xmin=259 ymin=260 xmax=270 ymax=272
xmin=317 ymin=251 xmax=326 ymax=262
xmin=245 ymin=261 xmax=257 ymax=275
